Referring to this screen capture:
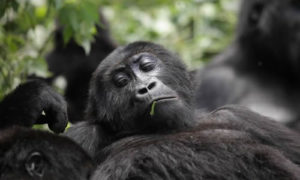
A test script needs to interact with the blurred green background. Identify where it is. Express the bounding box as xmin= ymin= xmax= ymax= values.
xmin=0 ymin=0 xmax=239 ymax=100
